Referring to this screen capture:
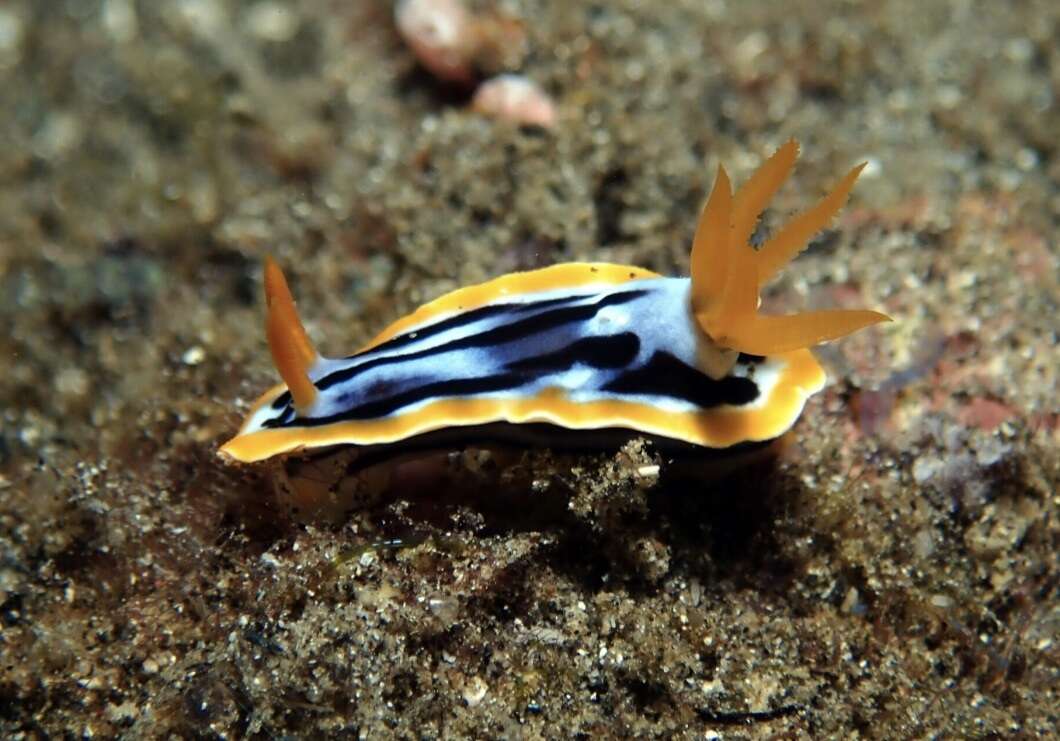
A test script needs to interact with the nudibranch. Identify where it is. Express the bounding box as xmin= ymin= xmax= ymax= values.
xmin=220 ymin=141 xmax=890 ymax=465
